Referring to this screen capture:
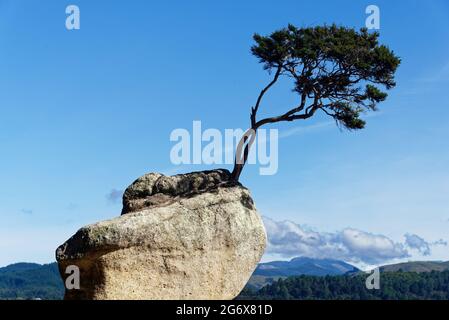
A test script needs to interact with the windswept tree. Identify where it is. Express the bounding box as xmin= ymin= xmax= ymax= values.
xmin=231 ymin=24 xmax=400 ymax=181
